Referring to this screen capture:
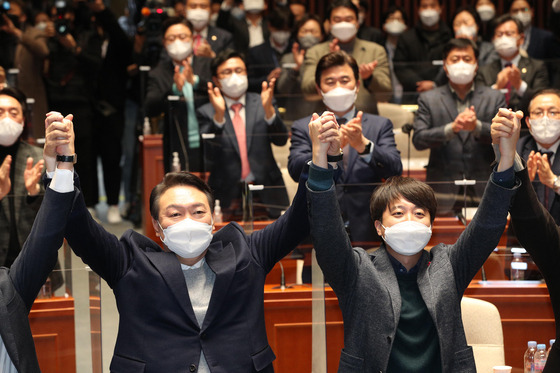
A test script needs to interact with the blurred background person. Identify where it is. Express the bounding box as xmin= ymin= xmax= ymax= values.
xmin=217 ymin=0 xmax=268 ymax=55
xmin=381 ymin=5 xmax=407 ymax=104
xmin=474 ymin=0 xmax=497 ymax=41
xmin=452 ymin=5 xmax=498 ymax=67
xmin=186 ymin=0 xmax=233 ymax=58
xmin=354 ymin=0 xmax=383 ymax=45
